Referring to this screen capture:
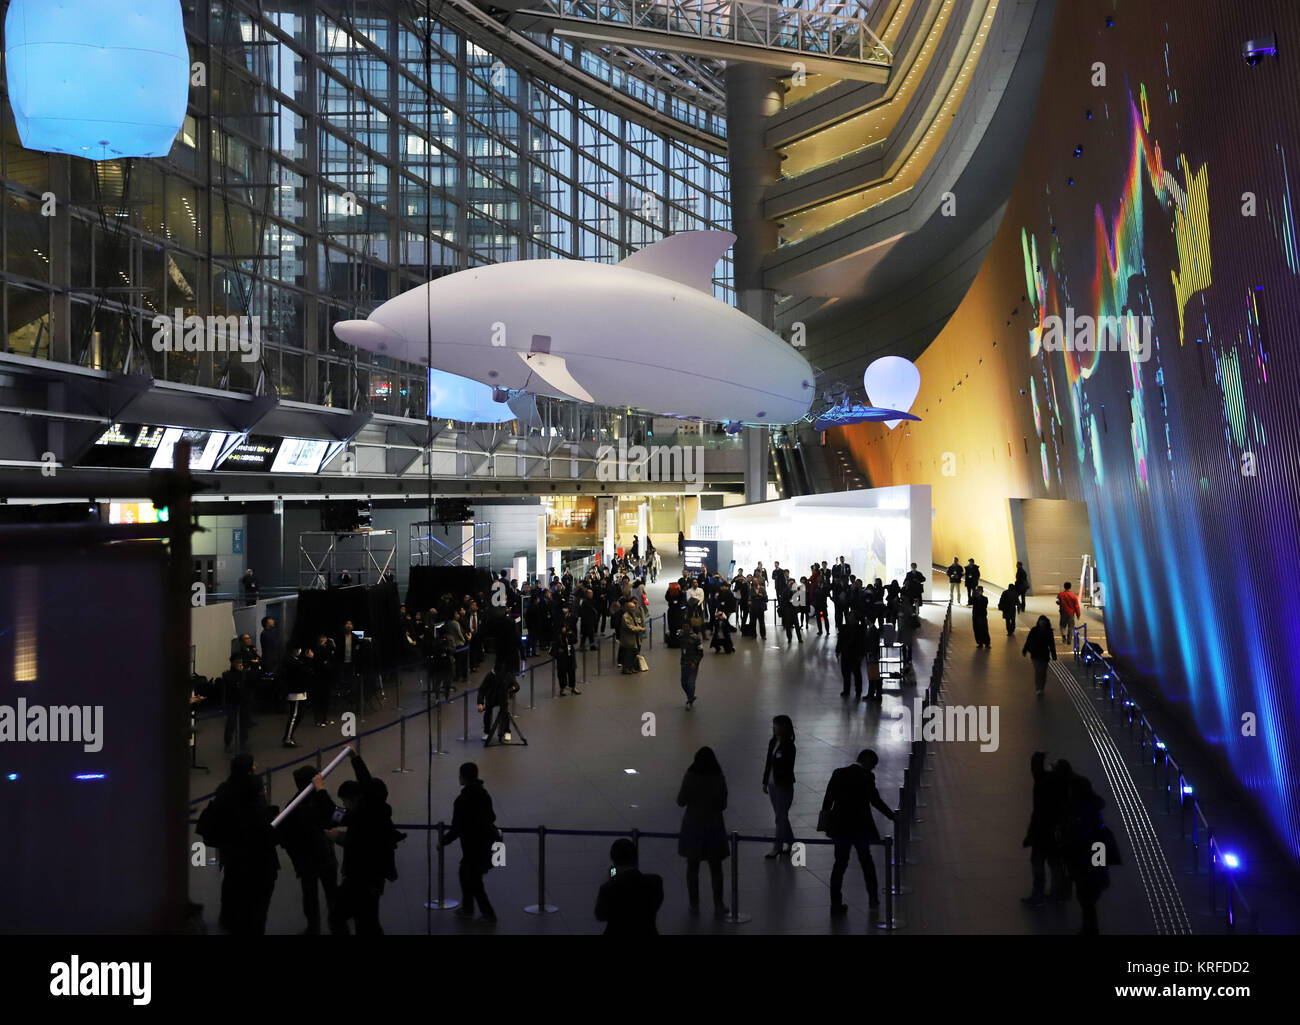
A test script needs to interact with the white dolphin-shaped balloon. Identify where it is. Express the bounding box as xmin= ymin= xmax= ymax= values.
xmin=334 ymin=231 xmax=815 ymax=426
